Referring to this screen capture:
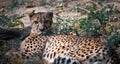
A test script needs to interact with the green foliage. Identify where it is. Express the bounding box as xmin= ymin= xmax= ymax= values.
xmin=107 ymin=32 xmax=120 ymax=44
xmin=51 ymin=16 xmax=74 ymax=34
xmin=9 ymin=1 xmax=18 ymax=9
xmin=86 ymin=3 xmax=96 ymax=11
xmin=6 ymin=0 xmax=19 ymax=11
xmin=70 ymin=2 xmax=81 ymax=12
xmin=0 ymin=15 xmax=12 ymax=27
xmin=52 ymin=3 xmax=120 ymax=44
xmin=58 ymin=16 xmax=74 ymax=34
xmin=78 ymin=3 xmax=119 ymax=36
xmin=11 ymin=19 xmax=24 ymax=27
xmin=0 ymin=15 xmax=24 ymax=27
